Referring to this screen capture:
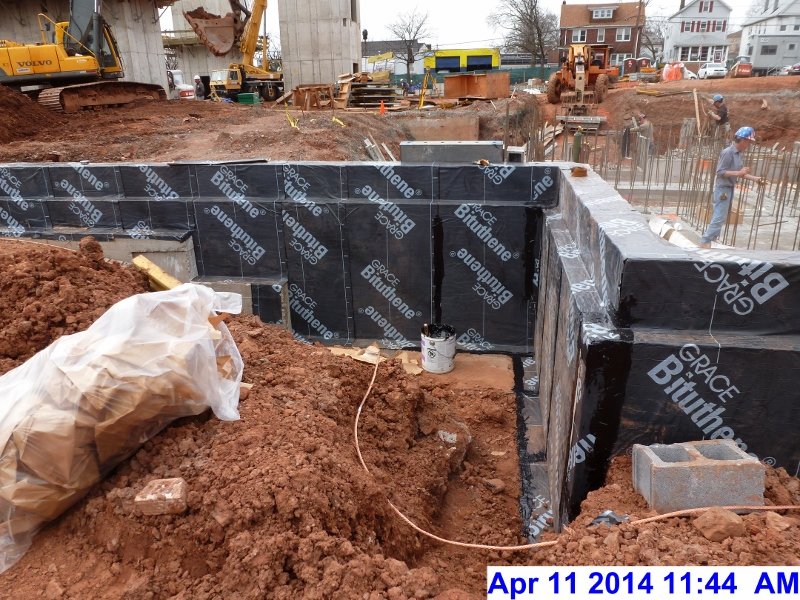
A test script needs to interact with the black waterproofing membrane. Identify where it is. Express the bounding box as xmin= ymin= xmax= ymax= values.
xmin=533 ymin=175 xmax=800 ymax=532
xmin=0 ymin=161 xmax=558 ymax=353
xmin=4 ymin=160 xmax=800 ymax=532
